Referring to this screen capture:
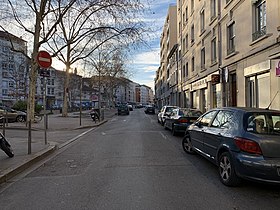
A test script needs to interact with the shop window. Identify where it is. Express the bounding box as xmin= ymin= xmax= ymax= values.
xmin=252 ymin=0 xmax=266 ymax=41
xmin=246 ymin=72 xmax=270 ymax=108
